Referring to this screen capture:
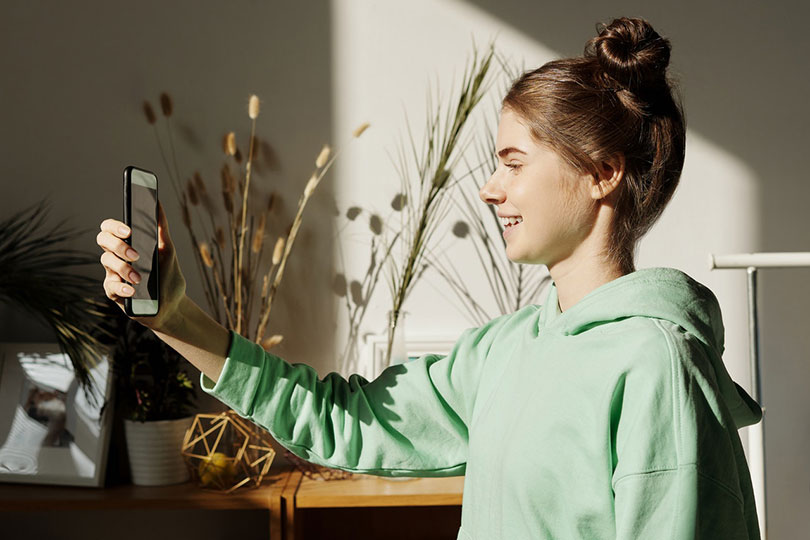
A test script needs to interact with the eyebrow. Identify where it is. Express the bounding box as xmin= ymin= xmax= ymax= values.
xmin=496 ymin=147 xmax=527 ymax=159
